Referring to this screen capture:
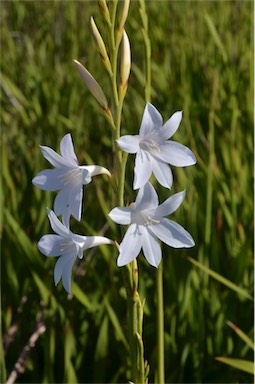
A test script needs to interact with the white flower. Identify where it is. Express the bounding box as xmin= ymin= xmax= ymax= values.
xmin=117 ymin=103 xmax=196 ymax=189
xmin=109 ymin=182 xmax=195 ymax=267
xmin=38 ymin=209 xmax=113 ymax=293
xmin=32 ymin=133 xmax=110 ymax=226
